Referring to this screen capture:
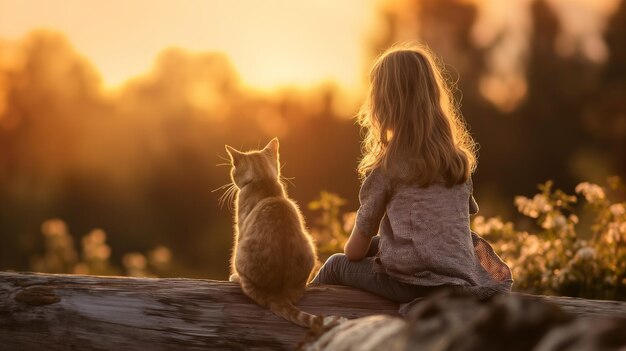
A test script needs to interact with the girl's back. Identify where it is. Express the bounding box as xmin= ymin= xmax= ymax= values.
xmin=357 ymin=168 xmax=510 ymax=295
xmin=311 ymin=43 xmax=512 ymax=303
xmin=384 ymin=177 xmax=475 ymax=284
